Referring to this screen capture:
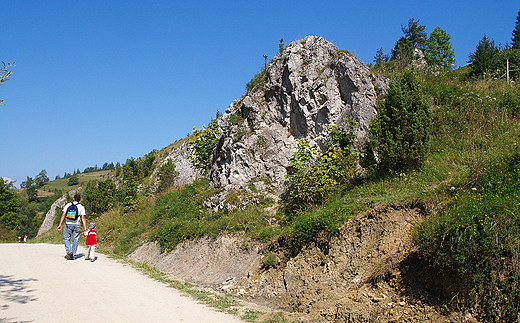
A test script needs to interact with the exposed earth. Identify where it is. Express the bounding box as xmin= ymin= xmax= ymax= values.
xmin=131 ymin=205 xmax=482 ymax=322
